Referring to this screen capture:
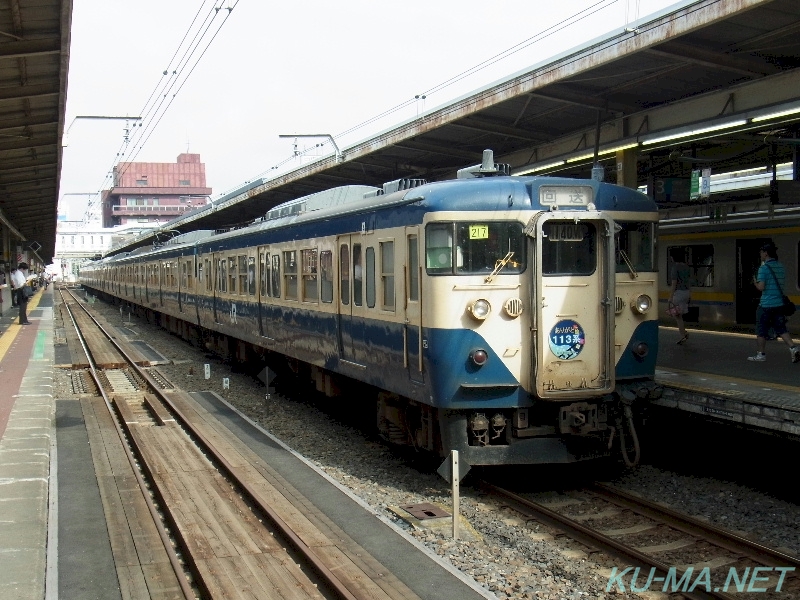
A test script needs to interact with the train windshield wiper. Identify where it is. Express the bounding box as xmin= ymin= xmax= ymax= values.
xmin=485 ymin=251 xmax=516 ymax=283
xmin=618 ymin=248 xmax=638 ymax=279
